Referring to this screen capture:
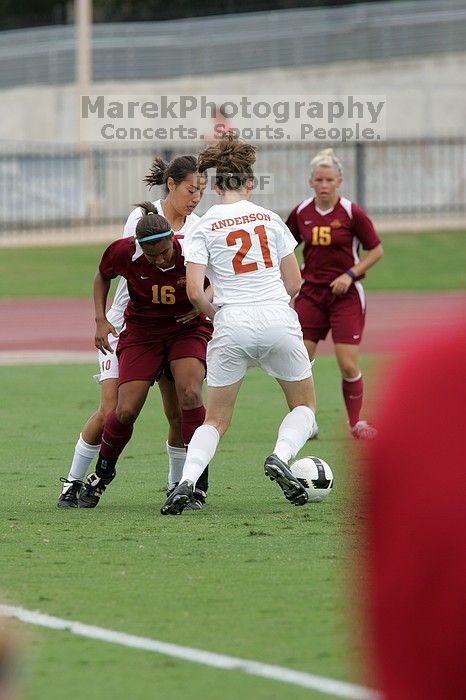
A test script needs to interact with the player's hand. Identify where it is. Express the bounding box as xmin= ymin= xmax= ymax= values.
xmin=330 ymin=273 xmax=353 ymax=296
xmin=95 ymin=319 xmax=118 ymax=354
xmin=175 ymin=308 xmax=200 ymax=324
